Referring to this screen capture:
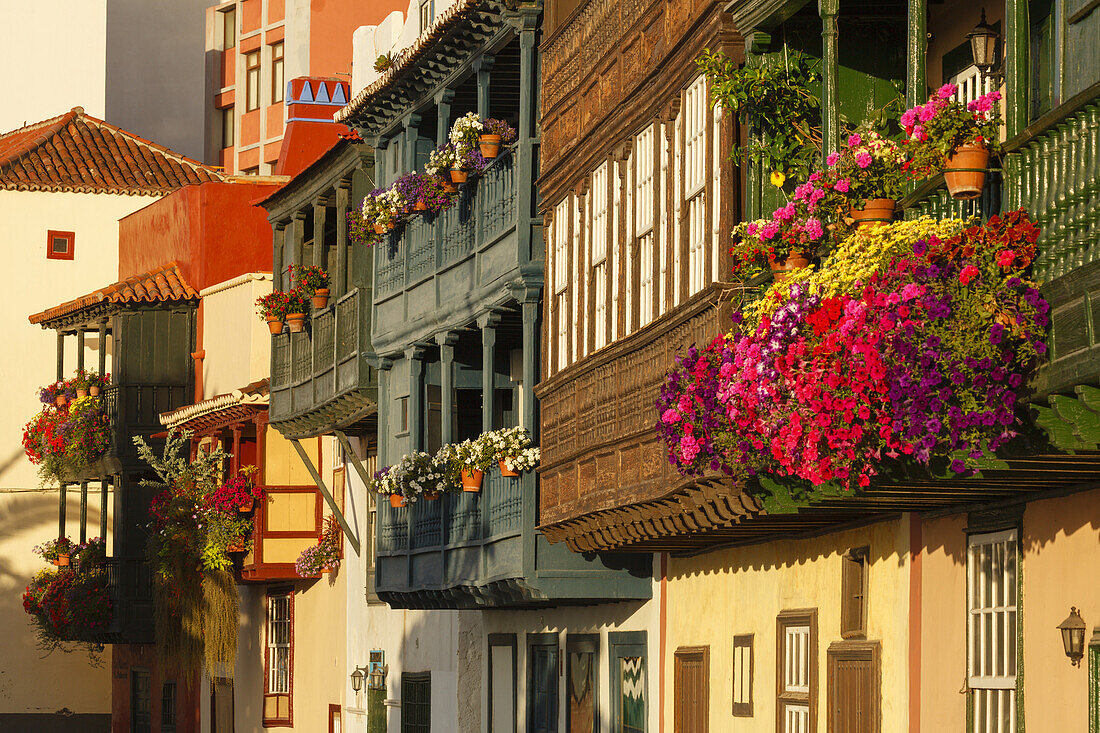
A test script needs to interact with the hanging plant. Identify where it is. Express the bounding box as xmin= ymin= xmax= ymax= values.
xmin=295 ymin=516 xmax=342 ymax=576
xmin=374 ymin=53 xmax=392 ymax=72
